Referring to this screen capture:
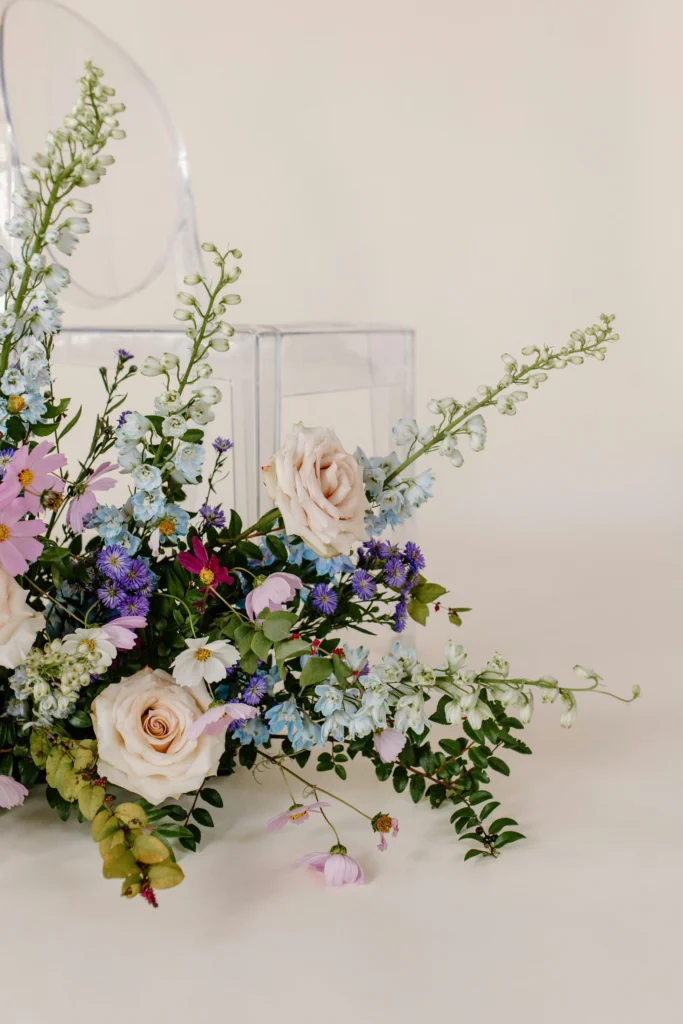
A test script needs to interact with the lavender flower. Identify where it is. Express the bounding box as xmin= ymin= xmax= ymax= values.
xmin=116 ymin=594 xmax=150 ymax=617
xmin=404 ymin=541 xmax=425 ymax=571
xmin=119 ymin=558 xmax=152 ymax=592
xmin=96 ymin=544 xmax=133 ymax=580
xmin=0 ymin=447 xmax=15 ymax=475
xmin=351 ymin=569 xmax=376 ymax=601
xmin=200 ymin=504 xmax=226 ymax=529
xmin=311 ymin=583 xmax=338 ymax=615
xmin=116 ymin=349 xmax=134 ymax=362
xmin=117 ymin=410 xmax=131 ymax=428
xmin=243 ymin=675 xmax=267 ymax=706
xmin=97 ymin=580 xmax=123 ymax=610
xmin=393 ymin=598 xmax=408 ymax=633
xmin=212 ymin=437 xmax=233 ymax=453
xmin=384 ymin=557 xmax=408 ymax=589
